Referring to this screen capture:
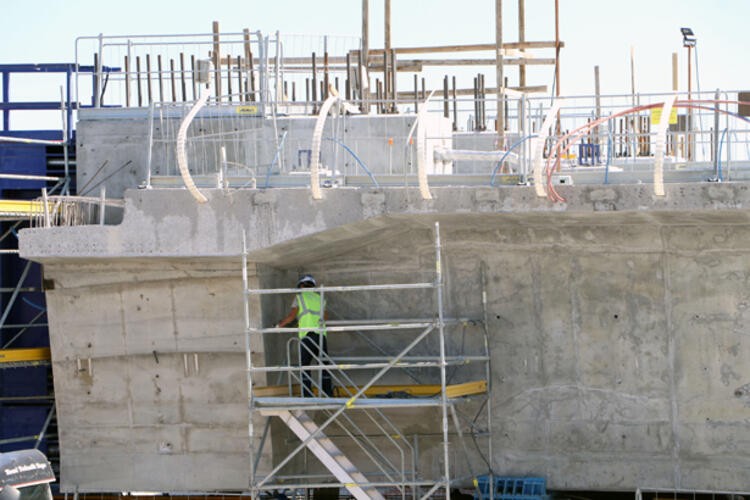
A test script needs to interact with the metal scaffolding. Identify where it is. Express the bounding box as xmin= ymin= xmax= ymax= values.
xmin=242 ymin=222 xmax=494 ymax=499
